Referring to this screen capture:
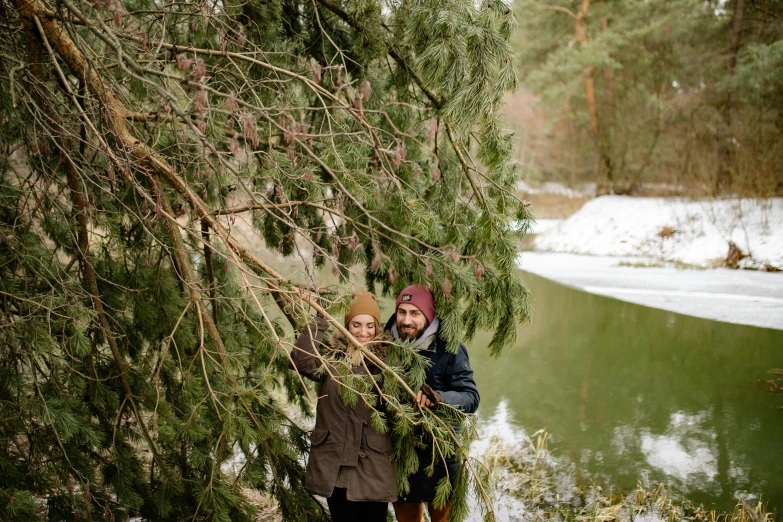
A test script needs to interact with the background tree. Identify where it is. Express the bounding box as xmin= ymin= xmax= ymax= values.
xmin=510 ymin=0 xmax=783 ymax=196
xmin=0 ymin=0 xmax=531 ymax=520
